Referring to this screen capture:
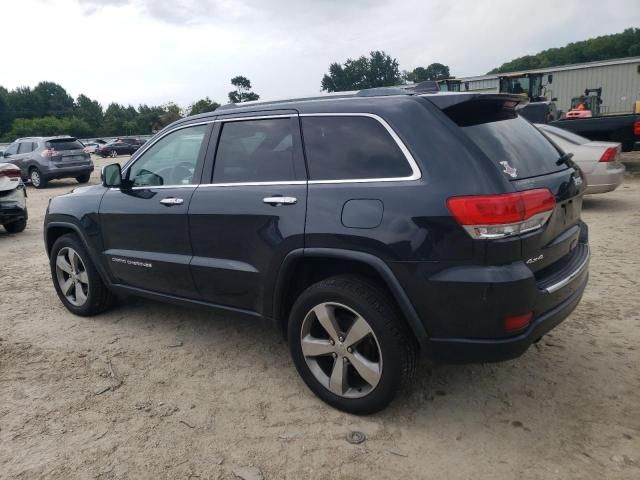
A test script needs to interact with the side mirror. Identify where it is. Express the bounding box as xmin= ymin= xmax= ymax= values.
xmin=101 ymin=163 xmax=122 ymax=188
